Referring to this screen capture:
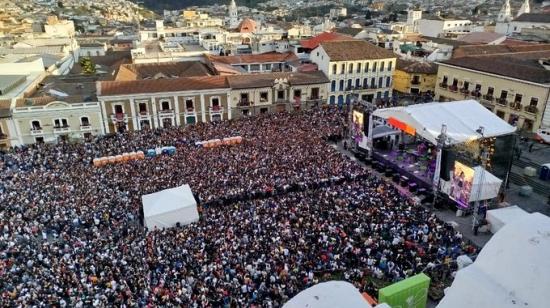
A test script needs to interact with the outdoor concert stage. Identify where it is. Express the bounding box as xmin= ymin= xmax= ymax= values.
xmin=371 ymin=148 xmax=435 ymax=193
